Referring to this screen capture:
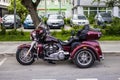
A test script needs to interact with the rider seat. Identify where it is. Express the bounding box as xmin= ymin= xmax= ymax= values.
xmin=58 ymin=37 xmax=79 ymax=46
